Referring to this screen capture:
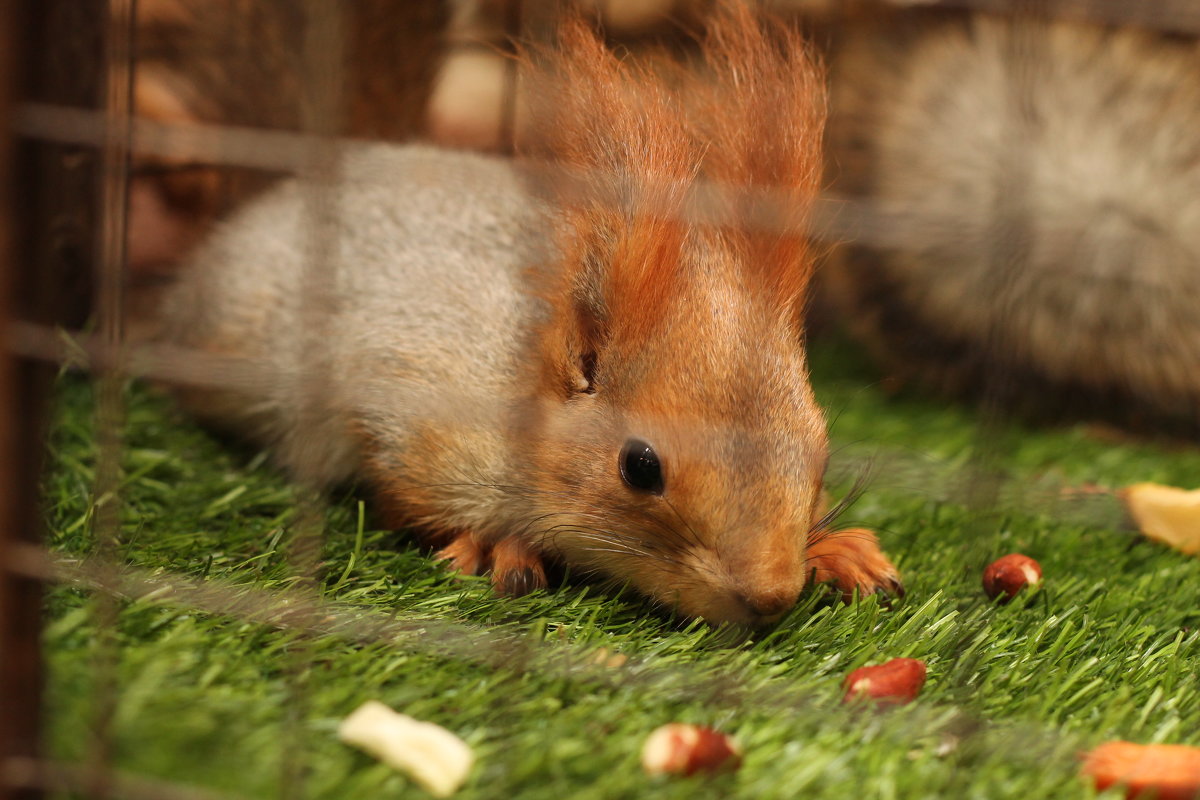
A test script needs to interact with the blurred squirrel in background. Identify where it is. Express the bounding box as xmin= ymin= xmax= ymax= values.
xmin=821 ymin=3 xmax=1200 ymax=436
xmin=153 ymin=3 xmax=901 ymax=625
xmin=128 ymin=0 xmax=448 ymax=282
